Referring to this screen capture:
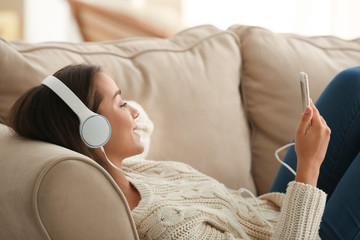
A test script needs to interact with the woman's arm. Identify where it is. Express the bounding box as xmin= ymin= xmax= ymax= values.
xmin=294 ymin=99 xmax=331 ymax=186
xmin=271 ymin=99 xmax=329 ymax=239
xmin=271 ymin=181 xmax=326 ymax=240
